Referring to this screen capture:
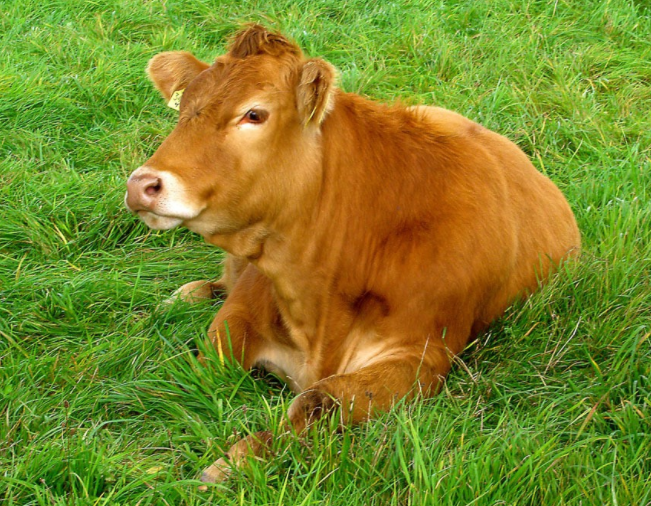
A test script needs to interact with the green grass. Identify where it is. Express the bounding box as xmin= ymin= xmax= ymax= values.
xmin=1 ymin=0 xmax=650 ymax=504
